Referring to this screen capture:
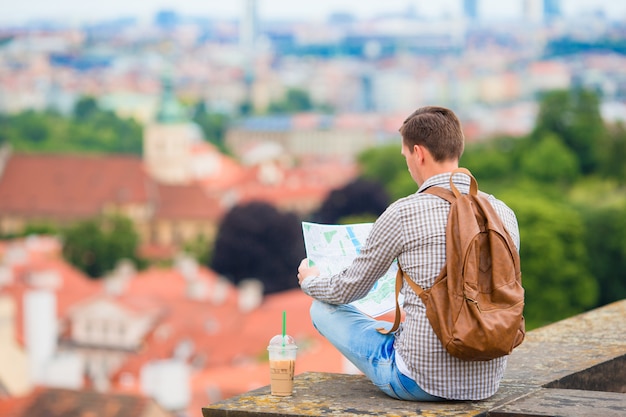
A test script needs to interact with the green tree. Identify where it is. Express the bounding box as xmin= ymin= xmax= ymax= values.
xmin=358 ymin=143 xmax=417 ymax=200
xmin=519 ymin=133 xmax=580 ymax=184
xmin=22 ymin=221 xmax=59 ymax=237
xmin=388 ymin=174 xmax=420 ymax=201
xmin=532 ymin=88 xmax=607 ymax=175
xmin=358 ymin=144 xmax=403 ymax=186
xmin=501 ymin=190 xmax=599 ymax=328
xmin=285 ymin=88 xmax=312 ymax=111
xmin=183 ymin=233 xmax=213 ymax=266
xmin=192 ymin=102 xmax=230 ymax=152
xmin=62 ymin=215 xmax=143 ymax=278
xmin=596 ymin=122 xmax=626 ymax=183
xmin=239 ymin=100 xmax=253 ymax=116
xmin=267 ymin=88 xmax=314 ymax=114
xmin=582 ymin=203 xmax=626 ymax=306
xmin=312 ymin=178 xmax=390 ymax=224
xmin=2 ymin=101 xmax=142 ymax=155
xmin=461 ymin=136 xmax=521 ymax=183
xmin=211 ymin=202 xmax=304 ymax=294
xmin=73 ymin=96 xmax=99 ymax=120
xmin=9 ymin=110 xmax=55 ymax=146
